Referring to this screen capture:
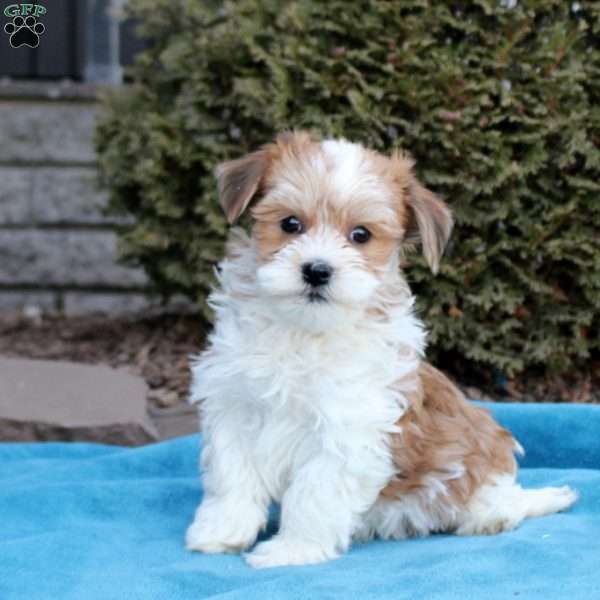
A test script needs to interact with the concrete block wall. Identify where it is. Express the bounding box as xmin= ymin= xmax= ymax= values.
xmin=0 ymin=82 xmax=178 ymax=316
